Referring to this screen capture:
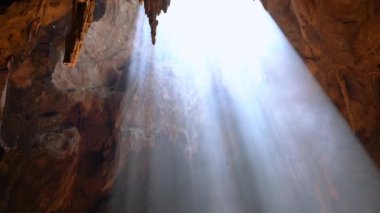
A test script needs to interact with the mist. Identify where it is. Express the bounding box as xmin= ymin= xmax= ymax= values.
xmin=110 ymin=0 xmax=380 ymax=212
